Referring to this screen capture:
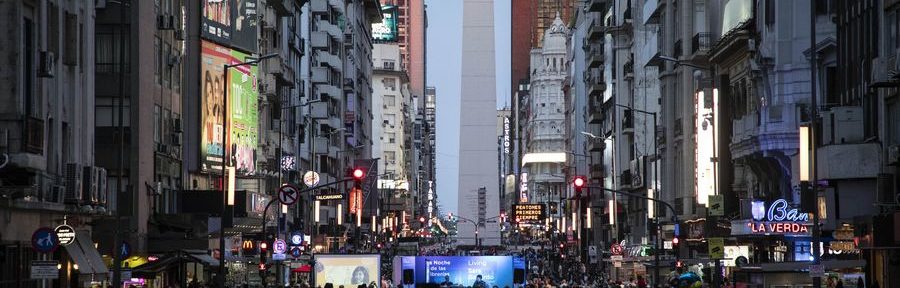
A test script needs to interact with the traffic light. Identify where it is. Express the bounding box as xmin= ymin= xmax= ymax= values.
xmin=447 ymin=212 xmax=454 ymax=221
xmin=675 ymin=260 xmax=684 ymax=268
xmin=351 ymin=167 xmax=365 ymax=181
xmin=419 ymin=216 xmax=426 ymax=223
xmin=549 ymin=202 xmax=559 ymax=215
xmin=260 ymin=241 xmax=268 ymax=253
xmin=572 ymin=176 xmax=587 ymax=196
